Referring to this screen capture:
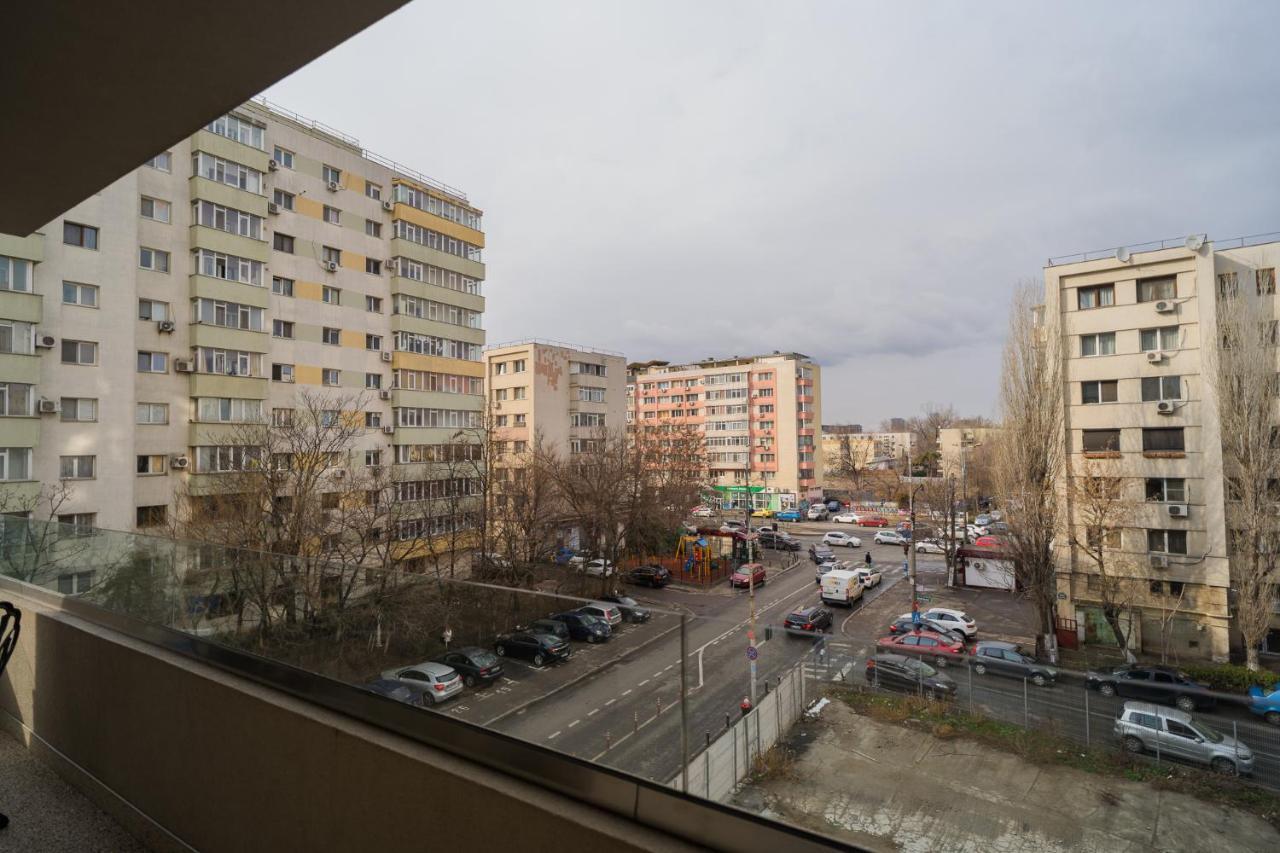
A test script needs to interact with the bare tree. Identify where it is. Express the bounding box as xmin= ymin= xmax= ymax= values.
xmin=907 ymin=403 xmax=958 ymax=476
xmin=1066 ymin=459 xmax=1139 ymax=662
xmin=0 ymin=481 xmax=92 ymax=584
xmin=1205 ymin=280 xmax=1280 ymax=670
xmin=995 ymin=284 xmax=1064 ymax=661
xmin=1155 ymin=582 xmax=1189 ymax=665
xmin=827 ymin=433 xmax=874 ymax=501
